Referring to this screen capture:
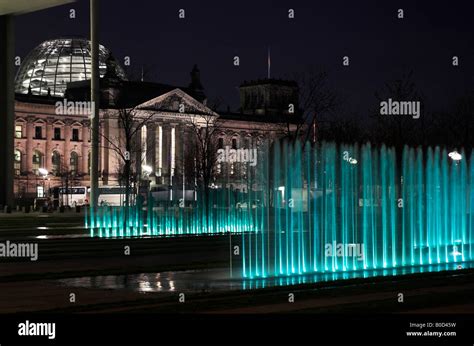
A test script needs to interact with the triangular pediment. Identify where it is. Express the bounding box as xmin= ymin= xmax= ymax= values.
xmin=136 ymin=88 xmax=217 ymax=116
